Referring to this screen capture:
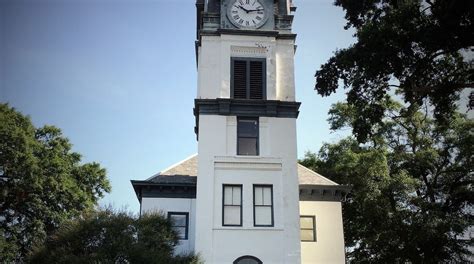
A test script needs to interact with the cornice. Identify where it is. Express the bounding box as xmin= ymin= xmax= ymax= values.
xmin=194 ymin=98 xmax=300 ymax=117
xmin=299 ymin=185 xmax=351 ymax=202
xmin=194 ymin=98 xmax=301 ymax=139
xmin=198 ymin=29 xmax=296 ymax=40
